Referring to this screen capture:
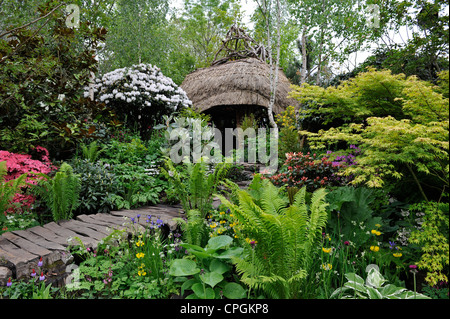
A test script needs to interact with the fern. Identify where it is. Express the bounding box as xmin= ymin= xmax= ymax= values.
xmin=34 ymin=163 xmax=81 ymax=221
xmin=161 ymin=157 xmax=229 ymax=217
xmin=0 ymin=161 xmax=27 ymax=217
xmin=174 ymin=209 xmax=207 ymax=246
xmin=218 ymin=175 xmax=329 ymax=299
xmin=162 ymin=158 xmax=230 ymax=246
xmin=80 ymin=141 xmax=104 ymax=162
